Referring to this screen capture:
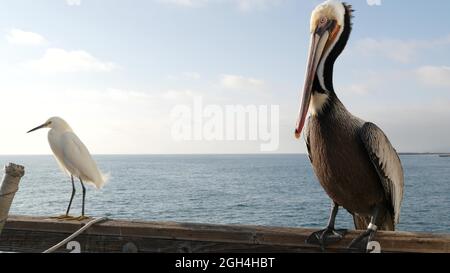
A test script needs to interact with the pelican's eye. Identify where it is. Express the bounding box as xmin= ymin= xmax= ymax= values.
xmin=319 ymin=17 xmax=328 ymax=26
